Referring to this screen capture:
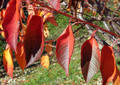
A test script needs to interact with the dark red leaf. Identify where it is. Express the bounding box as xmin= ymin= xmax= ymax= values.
xmin=100 ymin=45 xmax=120 ymax=85
xmin=47 ymin=0 xmax=60 ymax=10
xmin=2 ymin=0 xmax=21 ymax=51
xmin=81 ymin=37 xmax=100 ymax=82
xmin=56 ymin=25 xmax=74 ymax=76
xmin=24 ymin=15 xmax=44 ymax=67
